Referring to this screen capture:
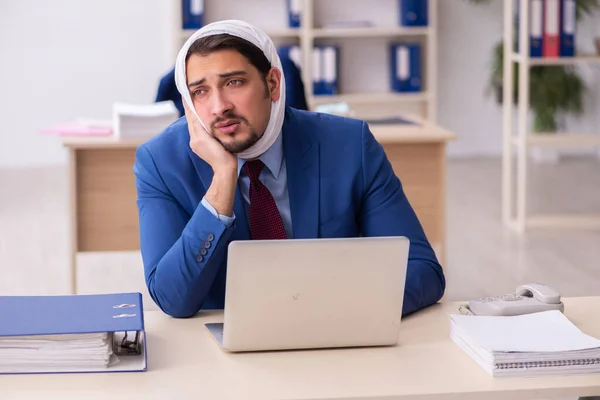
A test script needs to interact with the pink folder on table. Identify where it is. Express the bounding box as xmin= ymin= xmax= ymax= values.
xmin=41 ymin=119 xmax=113 ymax=137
